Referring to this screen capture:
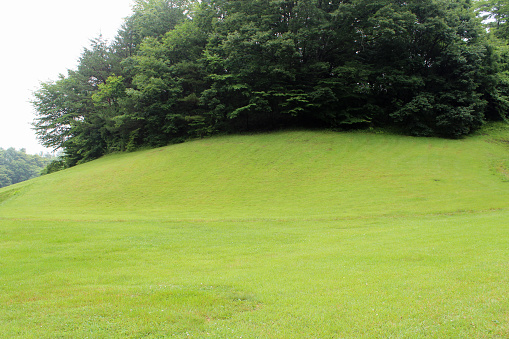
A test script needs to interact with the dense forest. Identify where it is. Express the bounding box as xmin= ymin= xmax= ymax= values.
xmin=0 ymin=148 xmax=54 ymax=188
xmin=32 ymin=0 xmax=509 ymax=167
